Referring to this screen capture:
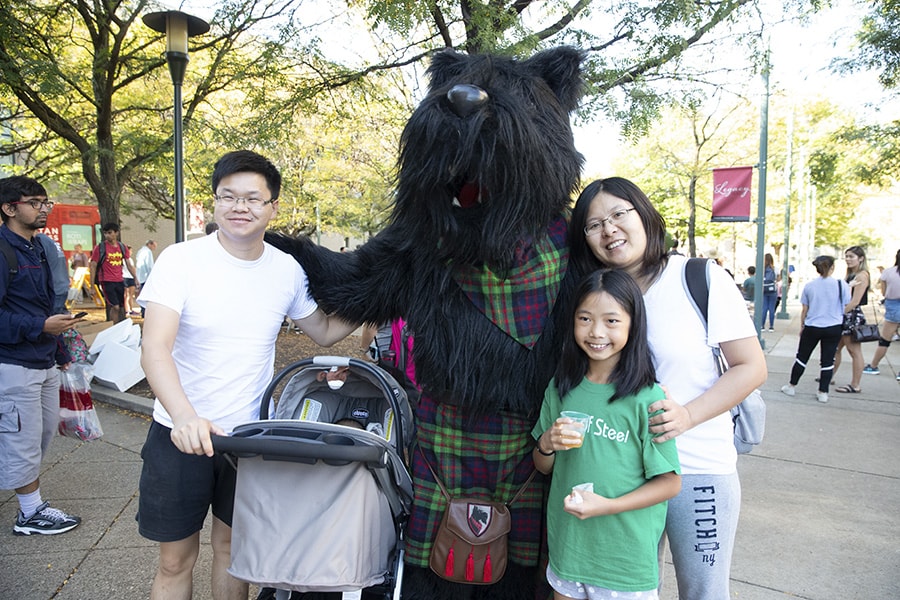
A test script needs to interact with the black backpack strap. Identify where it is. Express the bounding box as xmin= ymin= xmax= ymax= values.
xmin=97 ymin=240 xmax=125 ymax=265
xmin=684 ymin=257 xmax=711 ymax=327
xmin=0 ymin=236 xmax=18 ymax=275
xmin=684 ymin=257 xmax=729 ymax=375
